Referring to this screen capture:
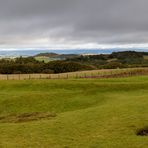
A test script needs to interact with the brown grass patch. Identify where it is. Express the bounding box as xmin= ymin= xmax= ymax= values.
xmin=0 ymin=112 xmax=56 ymax=123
